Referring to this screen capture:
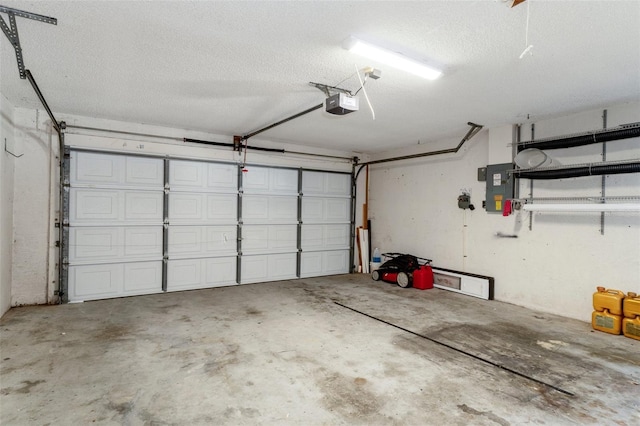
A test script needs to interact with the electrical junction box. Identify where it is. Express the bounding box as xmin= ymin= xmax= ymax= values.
xmin=485 ymin=163 xmax=514 ymax=213
xmin=477 ymin=167 xmax=487 ymax=182
xmin=326 ymin=93 xmax=359 ymax=115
